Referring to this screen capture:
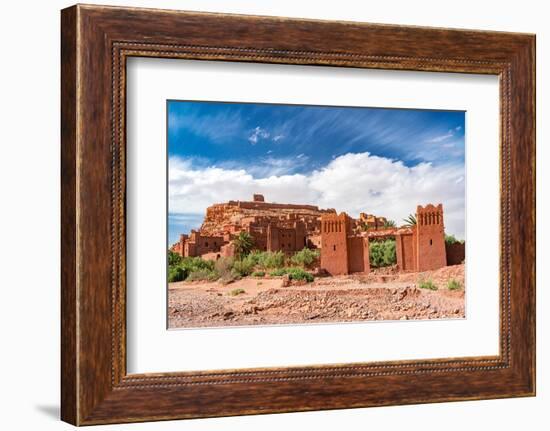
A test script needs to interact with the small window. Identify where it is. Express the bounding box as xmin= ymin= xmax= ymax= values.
xmin=214 ymin=241 xmax=217 ymax=246
xmin=205 ymin=241 xmax=209 ymax=247
xmin=333 ymin=245 xmax=336 ymax=251
xmin=429 ymin=239 xmax=433 ymax=245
